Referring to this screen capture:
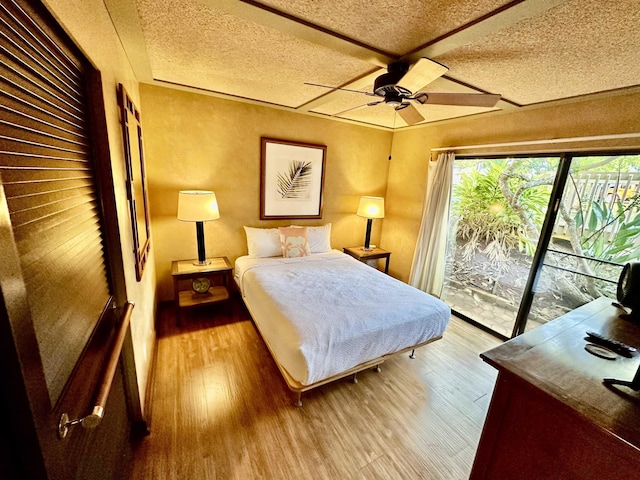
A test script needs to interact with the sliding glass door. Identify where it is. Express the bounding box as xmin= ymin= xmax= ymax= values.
xmin=440 ymin=153 xmax=640 ymax=338
xmin=524 ymin=155 xmax=640 ymax=332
